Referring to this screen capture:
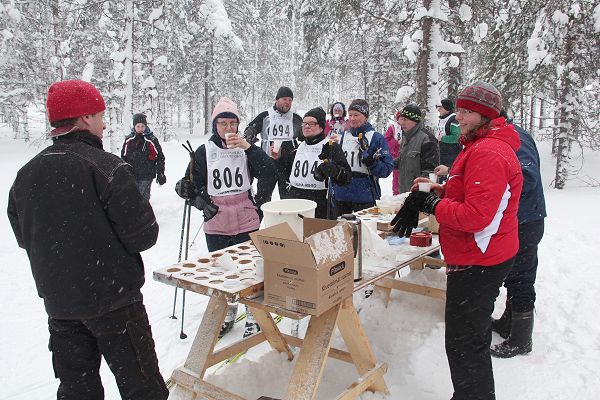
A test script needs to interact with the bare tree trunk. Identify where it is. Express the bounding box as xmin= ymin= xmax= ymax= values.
xmin=446 ymin=0 xmax=463 ymax=96
xmin=188 ymin=97 xmax=194 ymax=135
xmin=554 ymin=31 xmax=576 ymax=189
xmin=52 ymin=0 xmax=63 ymax=80
xmin=121 ymin=0 xmax=135 ymax=140
xmin=203 ymin=42 xmax=213 ymax=135
xmin=538 ymin=96 xmax=544 ymax=131
xmin=416 ymin=0 xmax=432 ymax=108
xmin=529 ymin=96 xmax=535 ymax=134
